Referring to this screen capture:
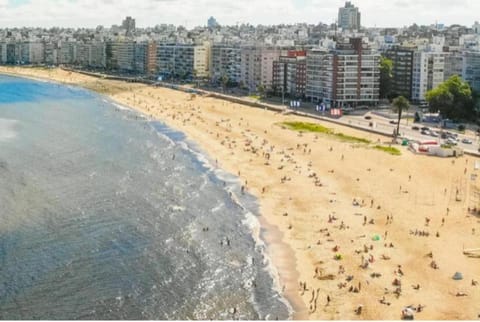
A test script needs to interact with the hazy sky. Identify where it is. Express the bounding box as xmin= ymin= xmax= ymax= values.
xmin=0 ymin=0 xmax=478 ymax=28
